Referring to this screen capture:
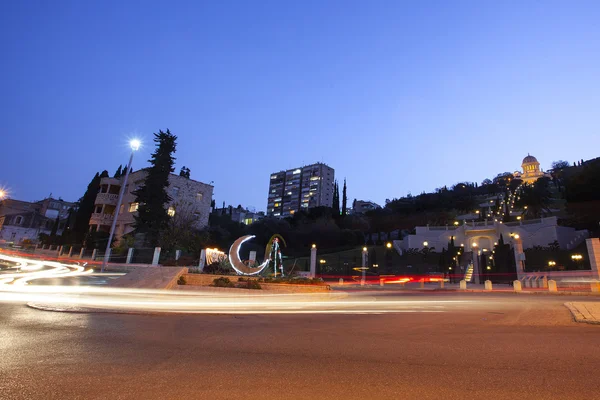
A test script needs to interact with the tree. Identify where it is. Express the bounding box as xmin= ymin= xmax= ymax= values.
xmin=341 ymin=178 xmax=348 ymax=218
xmin=332 ymin=181 xmax=340 ymax=216
xmin=72 ymin=172 xmax=102 ymax=245
xmin=159 ymin=201 xmax=203 ymax=252
xmin=516 ymin=177 xmax=552 ymax=218
xmin=50 ymin=215 xmax=60 ymax=238
xmin=179 ymin=166 xmax=190 ymax=178
xmin=114 ymin=165 xmax=123 ymax=178
xmin=552 ymin=160 xmax=569 ymax=170
xmin=133 ymin=129 xmax=177 ymax=246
